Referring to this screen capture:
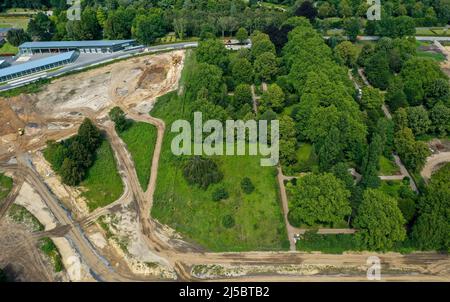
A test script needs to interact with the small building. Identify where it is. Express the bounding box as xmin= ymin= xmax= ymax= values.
xmin=19 ymin=40 xmax=136 ymax=55
xmin=0 ymin=51 xmax=79 ymax=82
